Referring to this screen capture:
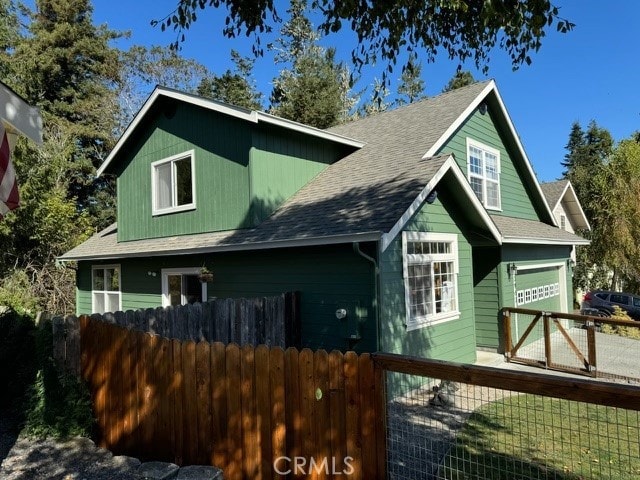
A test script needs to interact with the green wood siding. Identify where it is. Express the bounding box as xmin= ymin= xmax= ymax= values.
xmin=115 ymin=103 xmax=347 ymax=242
xmin=249 ymin=126 xmax=343 ymax=224
xmin=438 ymin=109 xmax=541 ymax=221
xmin=379 ymin=188 xmax=476 ymax=364
xmin=473 ymin=247 xmax=501 ymax=349
xmin=77 ymin=244 xmax=376 ymax=353
xmin=116 ymin=103 xmax=253 ymax=241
